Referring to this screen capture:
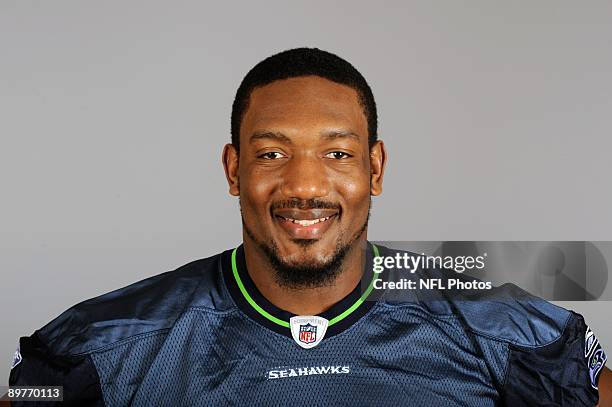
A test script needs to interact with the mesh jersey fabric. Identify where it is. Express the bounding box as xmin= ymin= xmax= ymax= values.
xmin=8 ymin=243 xmax=605 ymax=406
